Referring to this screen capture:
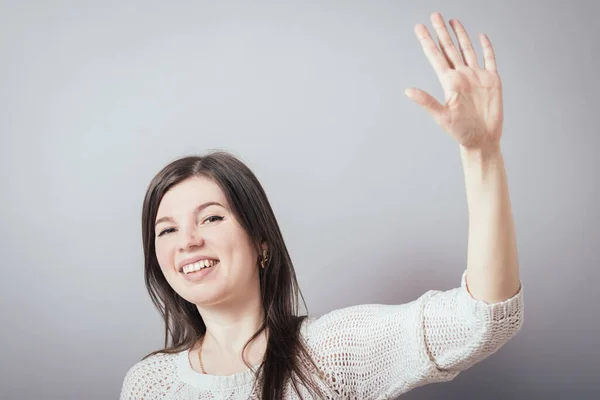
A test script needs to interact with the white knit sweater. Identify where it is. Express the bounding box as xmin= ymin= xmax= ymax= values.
xmin=120 ymin=271 xmax=524 ymax=399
